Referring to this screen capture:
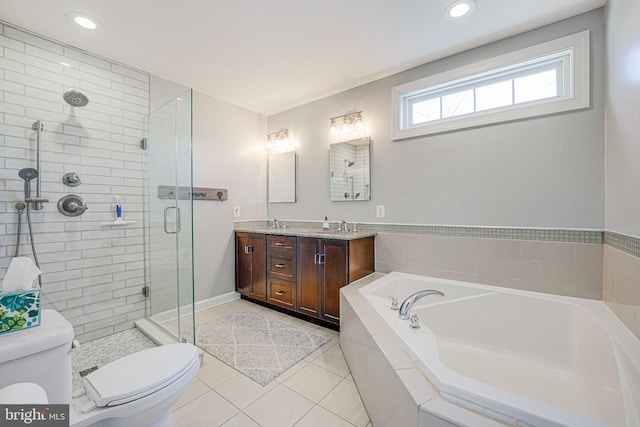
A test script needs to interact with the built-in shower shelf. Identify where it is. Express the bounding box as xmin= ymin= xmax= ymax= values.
xmin=101 ymin=220 xmax=136 ymax=226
